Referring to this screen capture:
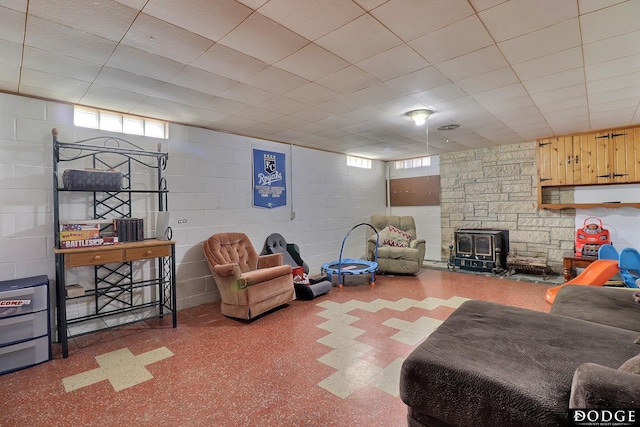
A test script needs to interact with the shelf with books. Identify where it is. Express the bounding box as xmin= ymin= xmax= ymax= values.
xmin=52 ymin=128 xmax=176 ymax=358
